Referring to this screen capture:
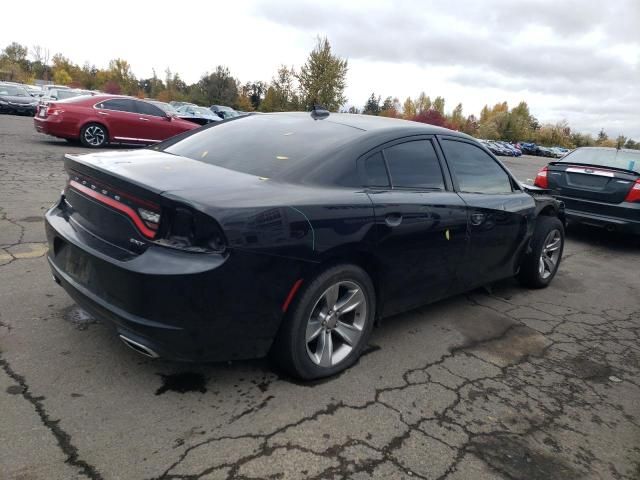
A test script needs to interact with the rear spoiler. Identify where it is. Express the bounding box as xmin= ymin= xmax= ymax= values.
xmin=520 ymin=182 xmax=551 ymax=195
xmin=549 ymin=162 xmax=639 ymax=176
